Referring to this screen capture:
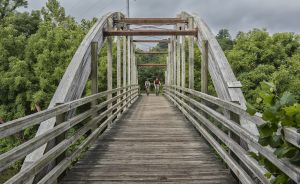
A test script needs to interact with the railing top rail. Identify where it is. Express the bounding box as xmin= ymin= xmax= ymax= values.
xmin=166 ymin=85 xmax=300 ymax=149
xmin=0 ymin=85 xmax=138 ymax=139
